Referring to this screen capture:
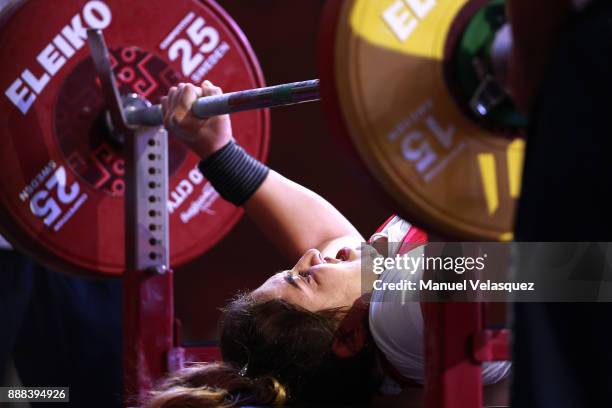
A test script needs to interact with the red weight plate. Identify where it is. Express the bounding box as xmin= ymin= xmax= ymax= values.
xmin=0 ymin=0 xmax=269 ymax=277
